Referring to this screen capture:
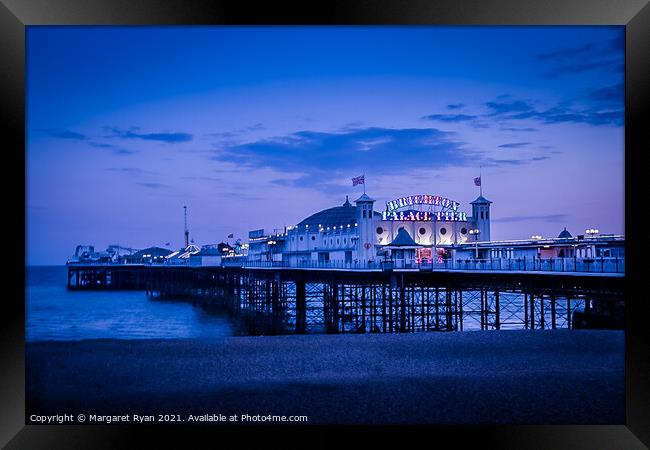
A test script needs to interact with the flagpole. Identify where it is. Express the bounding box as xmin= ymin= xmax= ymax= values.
xmin=363 ymin=170 xmax=366 ymax=194
xmin=479 ymin=166 xmax=482 ymax=197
